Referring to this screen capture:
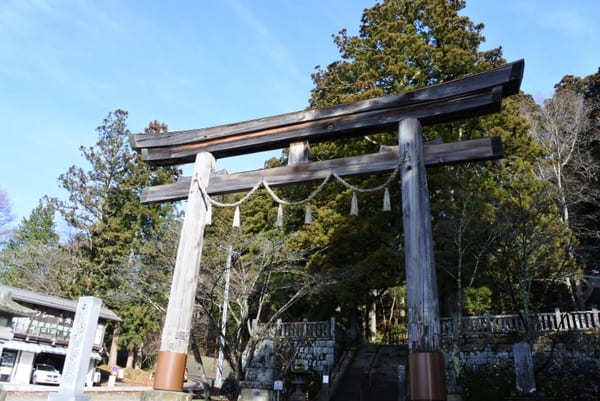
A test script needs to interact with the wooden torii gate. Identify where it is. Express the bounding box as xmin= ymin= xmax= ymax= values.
xmin=133 ymin=60 xmax=523 ymax=401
